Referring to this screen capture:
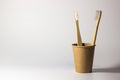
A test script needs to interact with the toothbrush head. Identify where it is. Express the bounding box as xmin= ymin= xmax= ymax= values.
xmin=95 ymin=10 xmax=102 ymax=20
xmin=74 ymin=11 xmax=79 ymax=20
